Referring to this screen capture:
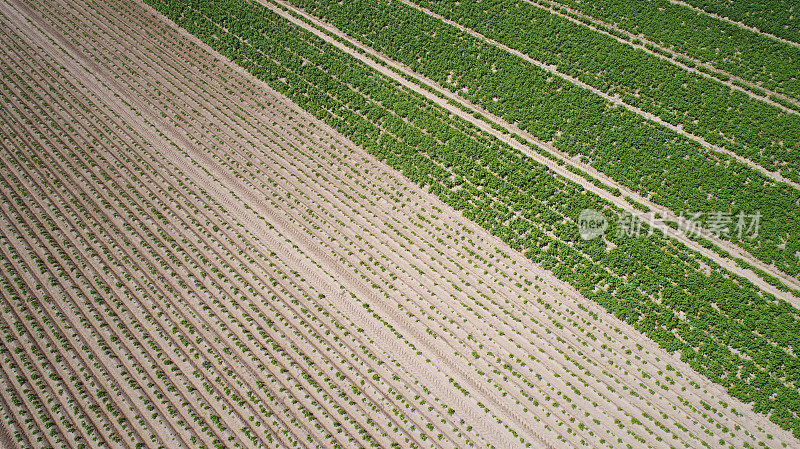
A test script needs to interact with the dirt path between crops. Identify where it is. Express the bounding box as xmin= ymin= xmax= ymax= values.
xmin=262 ymin=0 xmax=800 ymax=304
xmin=125 ymin=0 xmax=800 ymax=440
xmin=393 ymin=0 xmax=800 ymax=190
xmin=5 ymin=0 xmax=799 ymax=446
xmin=0 ymin=419 xmax=16 ymax=449
xmin=664 ymin=0 xmax=800 ymax=49
xmin=4 ymin=1 xmax=541 ymax=445
xmin=522 ymin=0 xmax=800 ymax=112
